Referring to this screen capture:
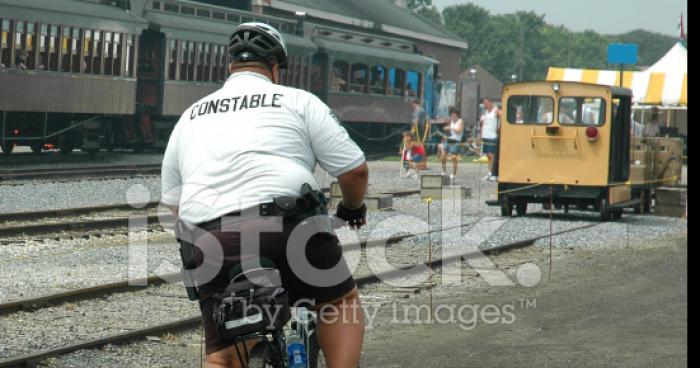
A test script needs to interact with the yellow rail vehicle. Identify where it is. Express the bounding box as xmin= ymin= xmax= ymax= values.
xmin=497 ymin=81 xmax=639 ymax=220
